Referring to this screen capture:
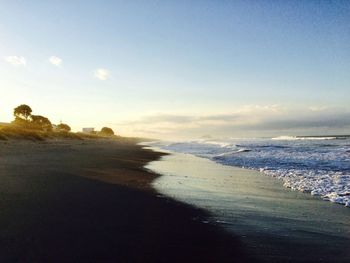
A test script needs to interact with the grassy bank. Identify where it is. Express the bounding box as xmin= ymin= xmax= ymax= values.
xmin=0 ymin=125 xmax=122 ymax=141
